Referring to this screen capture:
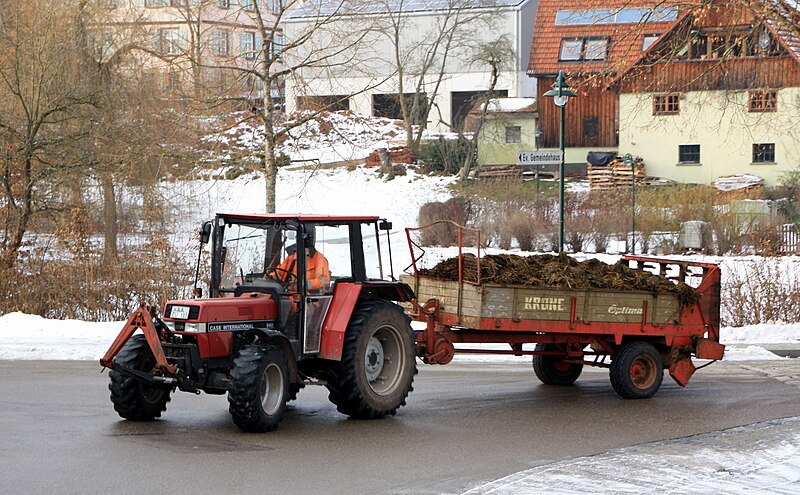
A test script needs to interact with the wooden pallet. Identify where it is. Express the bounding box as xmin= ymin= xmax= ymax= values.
xmin=477 ymin=165 xmax=523 ymax=179
xmin=588 ymin=157 xmax=645 ymax=190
